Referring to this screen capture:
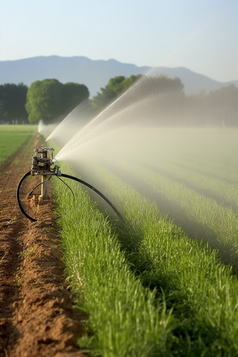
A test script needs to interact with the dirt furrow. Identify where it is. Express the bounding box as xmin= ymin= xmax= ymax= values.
xmin=0 ymin=134 xmax=85 ymax=357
